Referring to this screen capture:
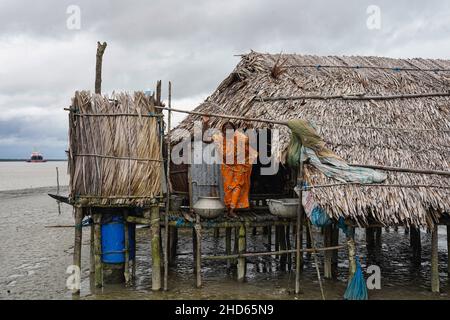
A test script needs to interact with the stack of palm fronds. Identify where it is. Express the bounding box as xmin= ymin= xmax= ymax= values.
xmin=68 ymin=91 xmax=162 ymax=206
